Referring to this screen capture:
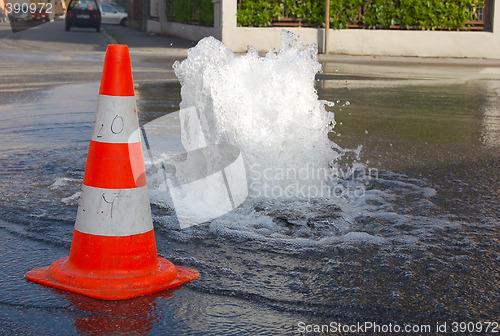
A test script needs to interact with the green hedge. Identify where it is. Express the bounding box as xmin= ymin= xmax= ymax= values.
xmin=237 ymin=0 xmax=485 ymax=30
xmin=165 ymin=0 xmax=214 ymax=26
